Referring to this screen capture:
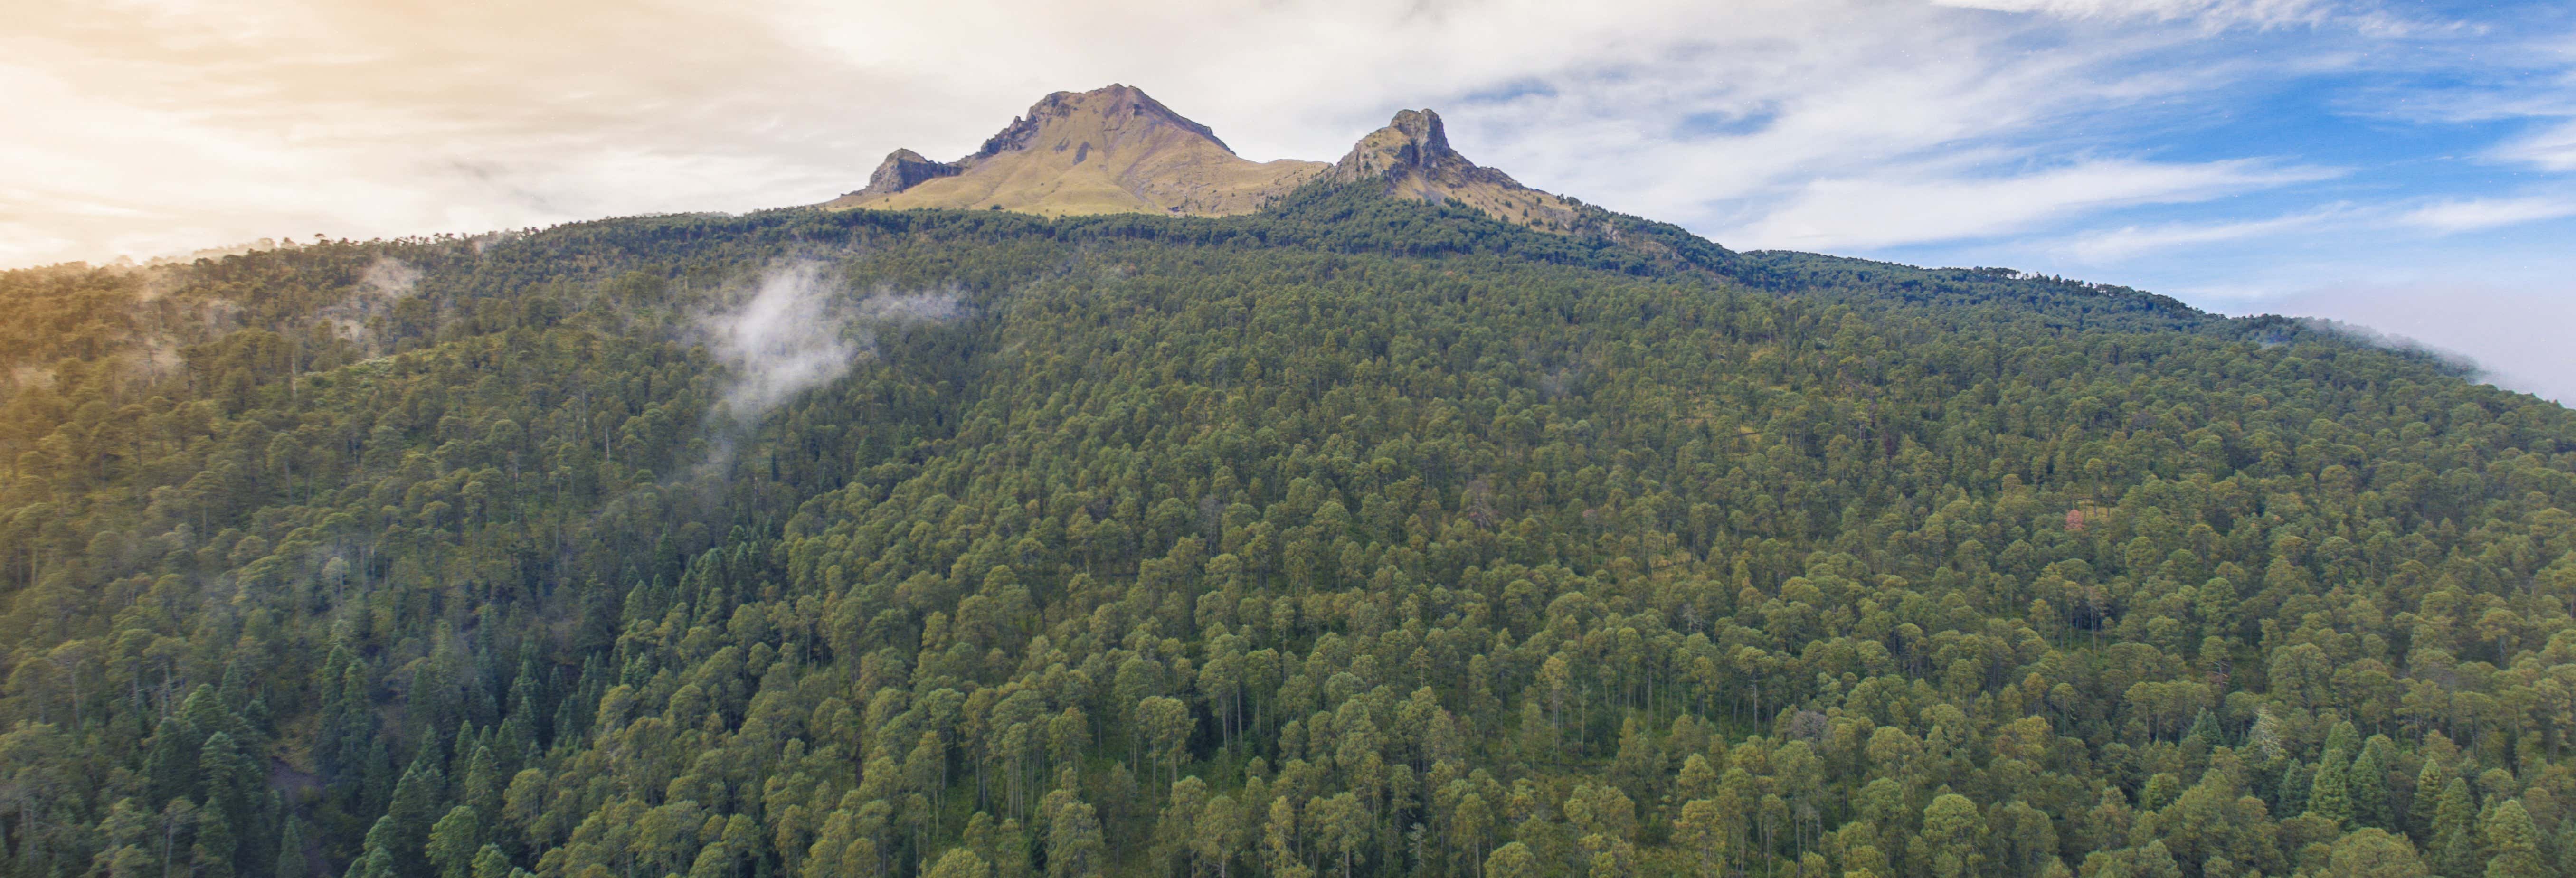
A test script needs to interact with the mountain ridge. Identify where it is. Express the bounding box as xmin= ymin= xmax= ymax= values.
xmin=824 ymin=85 xmax=1593 ymax=234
